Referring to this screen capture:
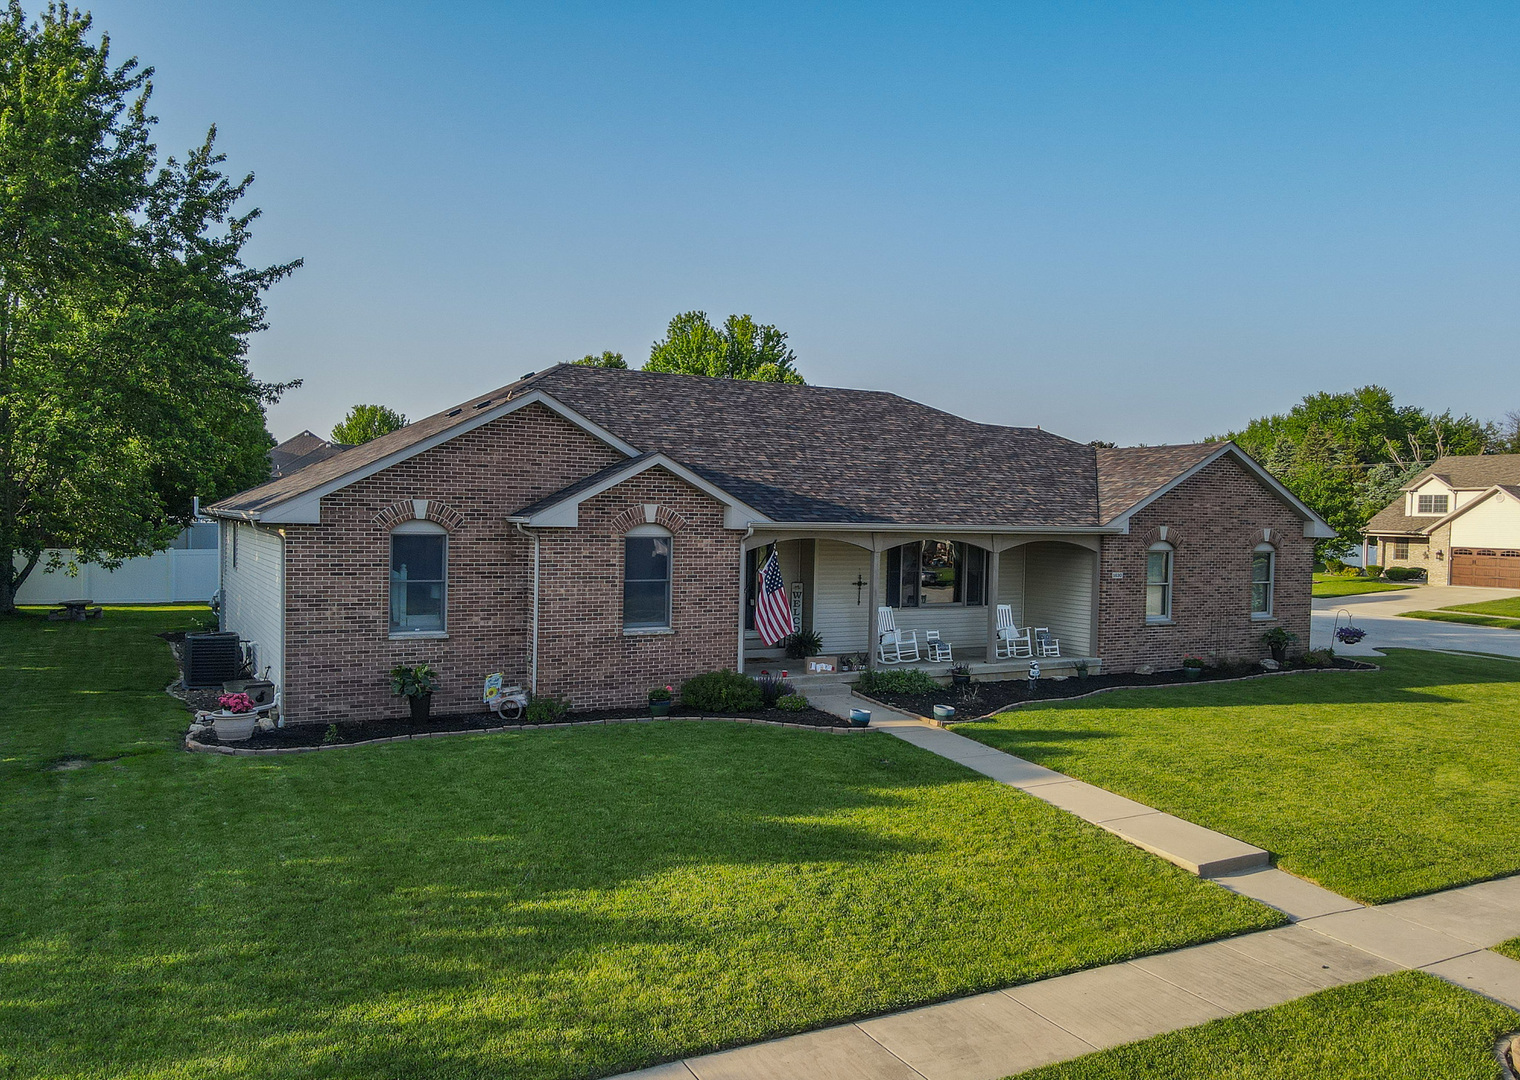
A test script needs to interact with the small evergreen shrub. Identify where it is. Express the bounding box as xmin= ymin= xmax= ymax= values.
xmin=1364 ymin=564 xmax=1384 ymax=578
xmin=1384 ymin=566 xmax=1425 ymax=582
xmin=855 ymin=668 xmax=941 ymax=695
xmin=680 ymin=670 xmax=763 ymax=712
xmin=775 ymin=694 xmax=809 ymax=712
xmin=525 ymin=693 xmax=570 ymax=725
